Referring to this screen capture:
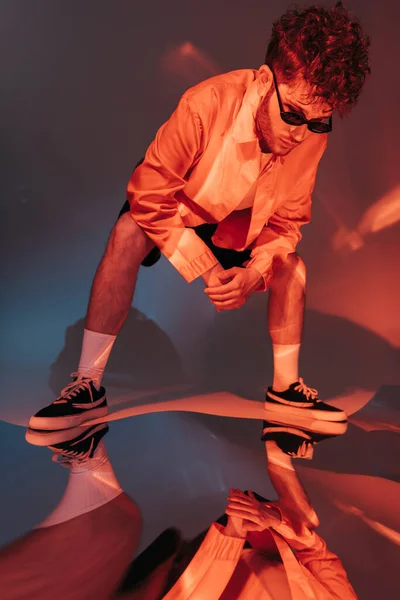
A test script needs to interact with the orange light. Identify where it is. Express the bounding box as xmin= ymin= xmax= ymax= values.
xmin=357 ymin=184 xmax=400 ymax=235
xmin=160 ymin=41 xmax=219 ymax=85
